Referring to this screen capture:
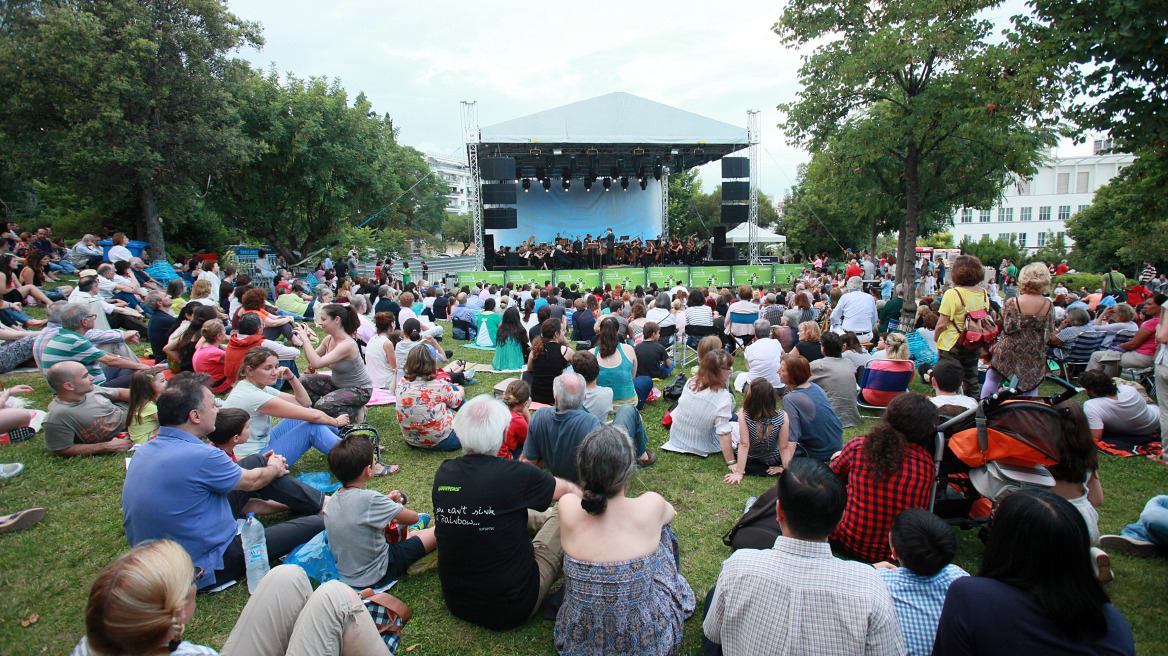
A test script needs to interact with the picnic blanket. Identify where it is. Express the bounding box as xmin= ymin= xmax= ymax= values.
xmin=368 ymin=388 xmax=396 ymax=406
xmin=460 ymin=344 xmax=496 ymax=351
